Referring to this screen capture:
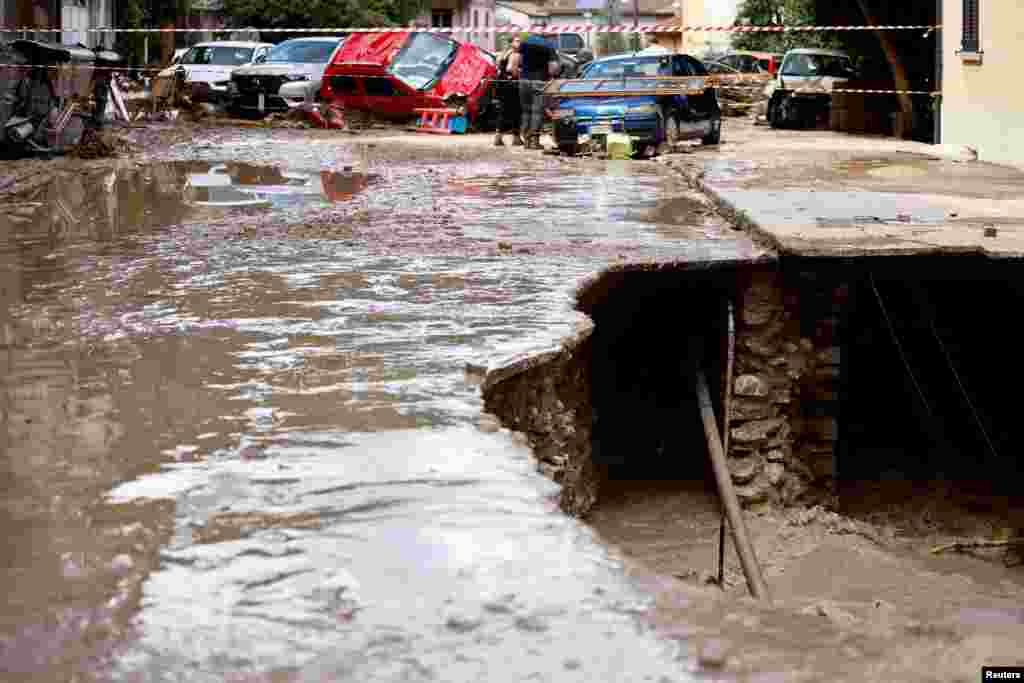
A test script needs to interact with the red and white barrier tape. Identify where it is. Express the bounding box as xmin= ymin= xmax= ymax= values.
xmin=0 ymin=64 xmax=942 ymax=96
xmin=0 ymin=23 xmax=941 ymax=34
